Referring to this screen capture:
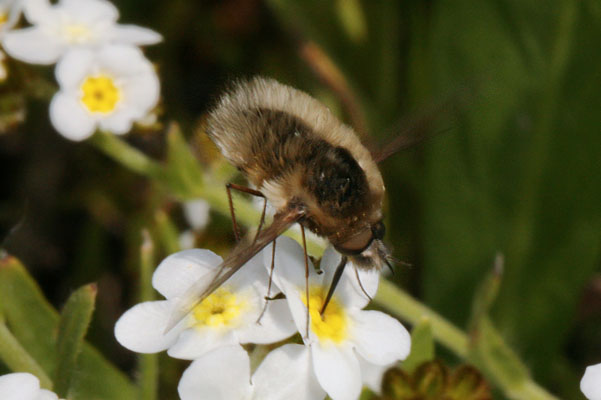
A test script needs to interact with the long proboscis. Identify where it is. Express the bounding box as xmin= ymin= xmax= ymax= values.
xmin=164 ymin=208 xmax=303 ymax=333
